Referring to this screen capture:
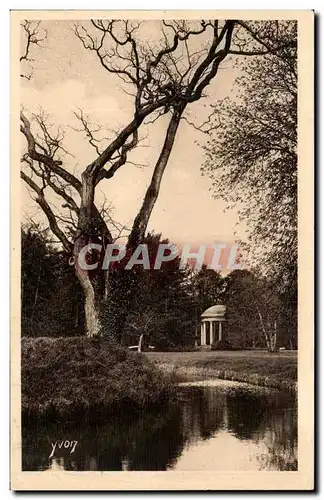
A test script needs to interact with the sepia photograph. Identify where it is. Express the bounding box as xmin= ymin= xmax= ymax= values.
xmin=11 ymin=10 xmax=314 ymax=490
